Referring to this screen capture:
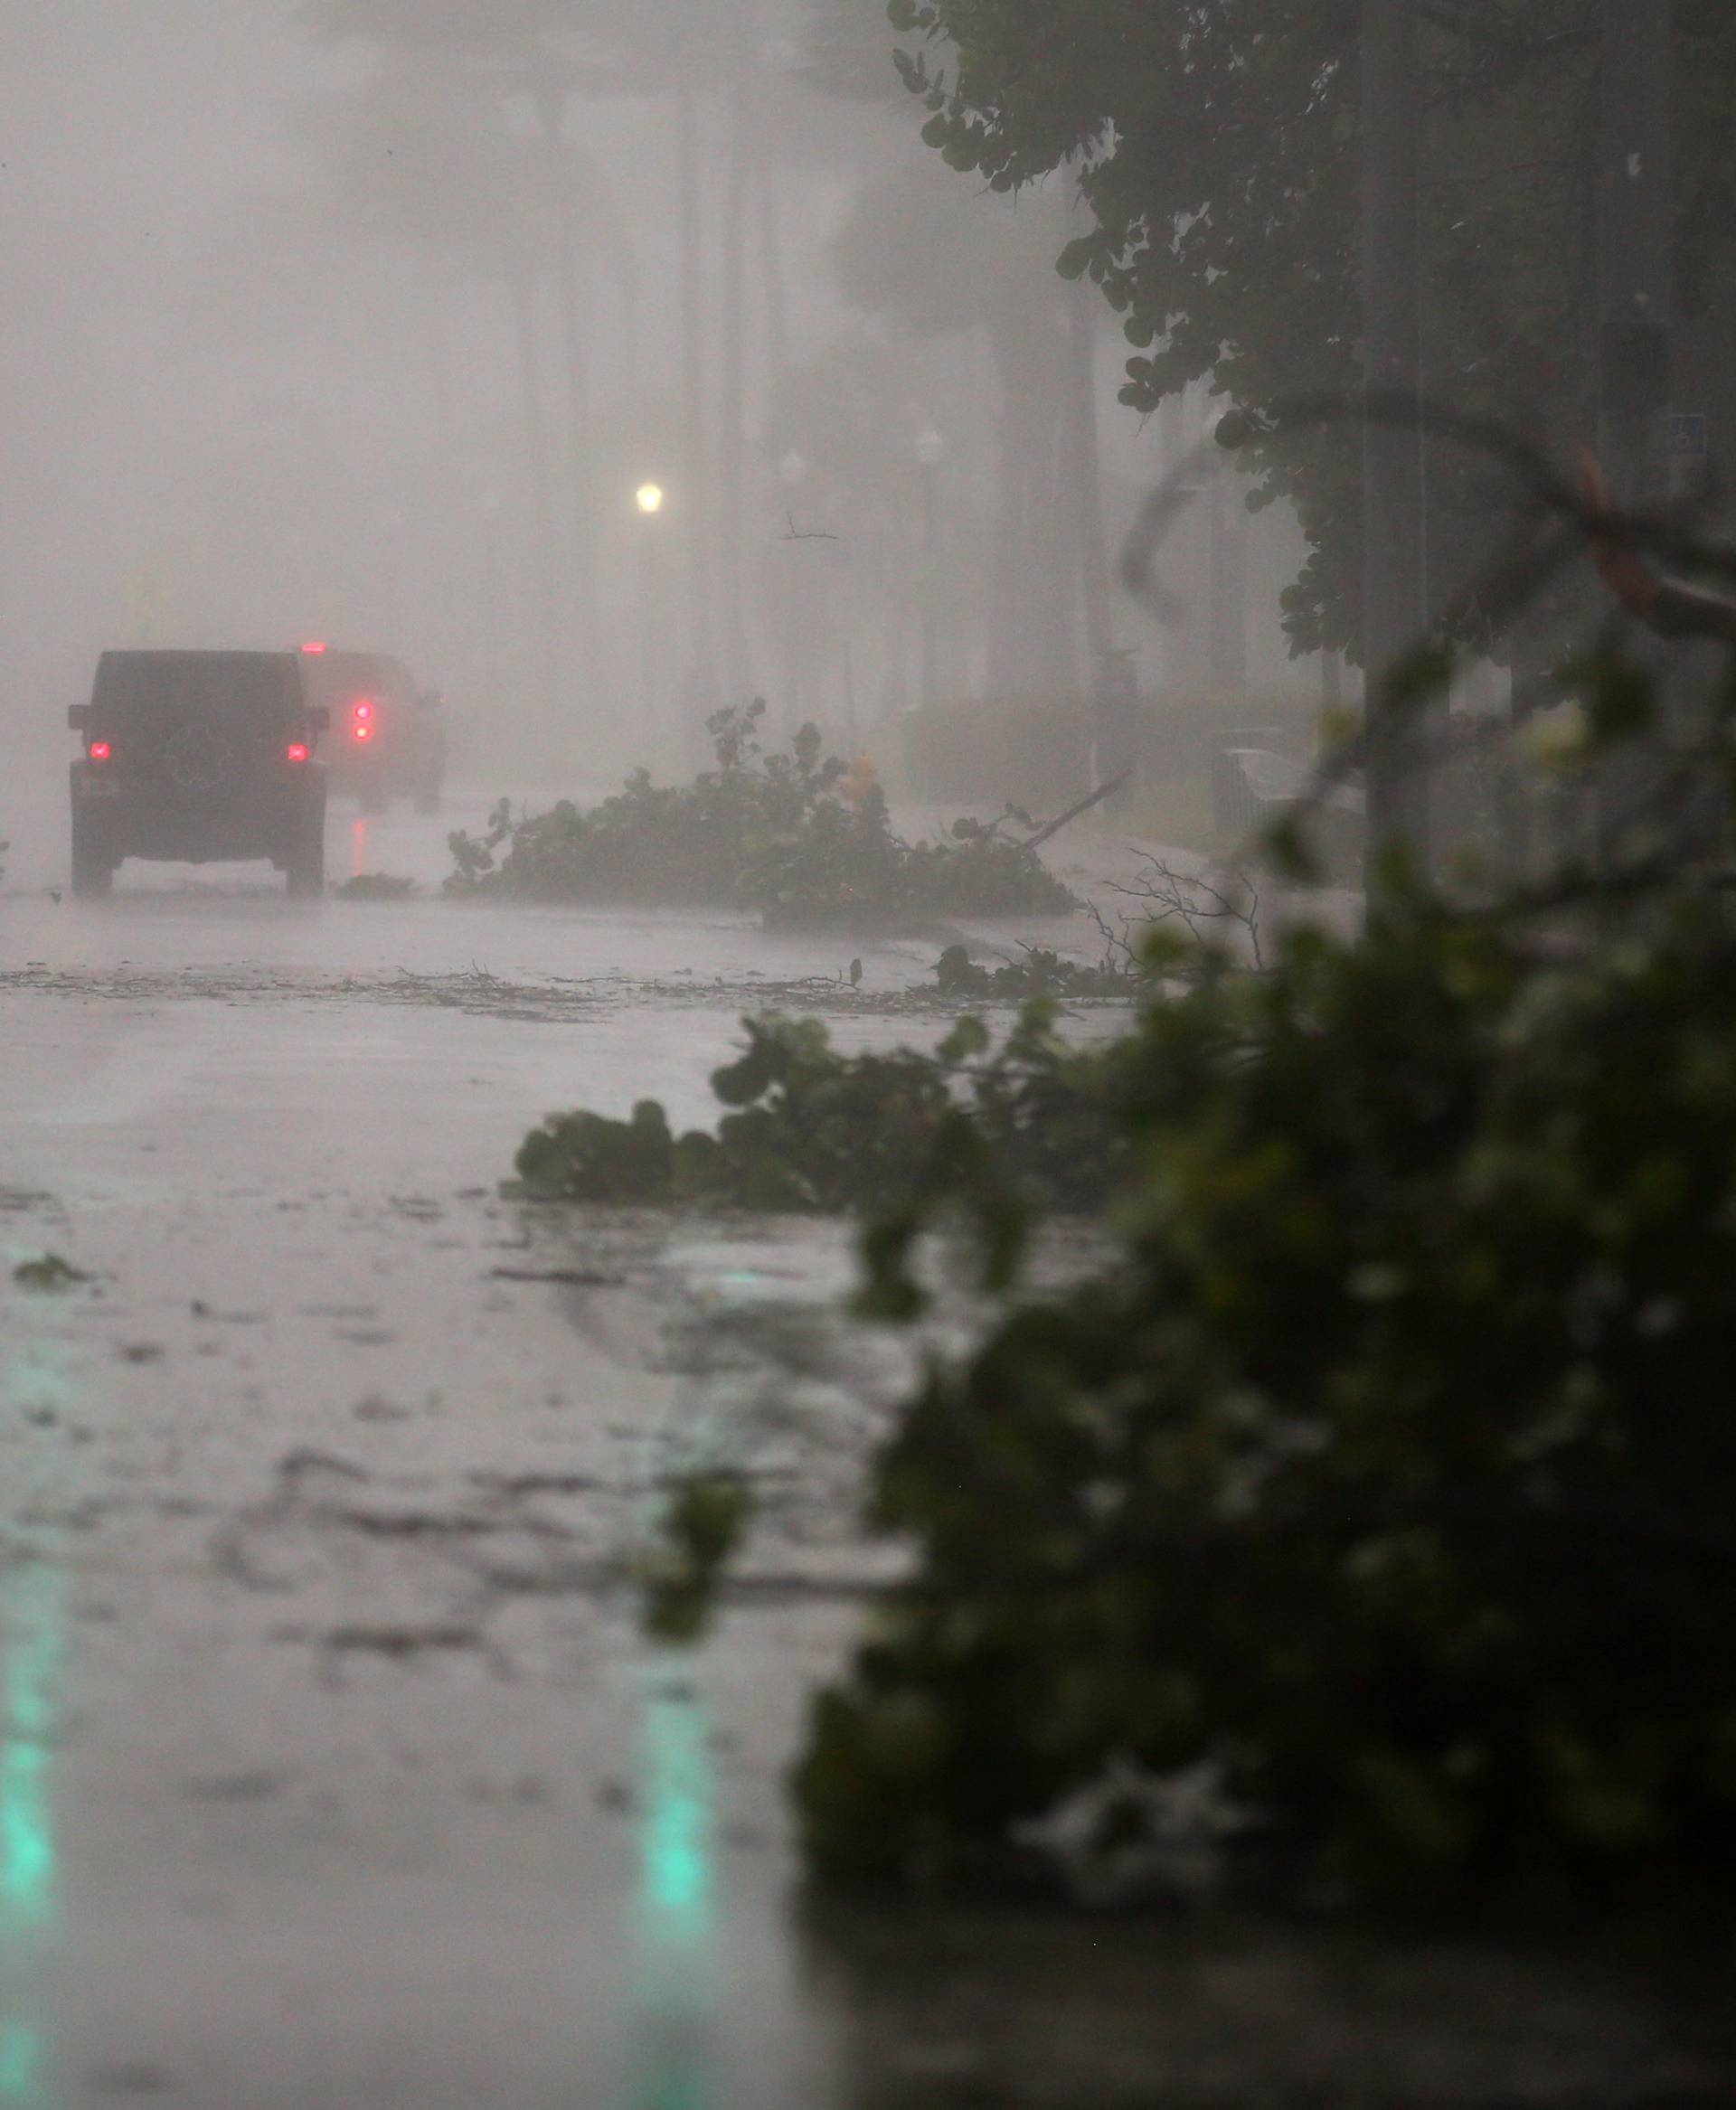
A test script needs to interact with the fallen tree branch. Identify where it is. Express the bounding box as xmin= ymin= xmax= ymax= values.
xmin=1023 ymin=771 xmax=1132 ymax=854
